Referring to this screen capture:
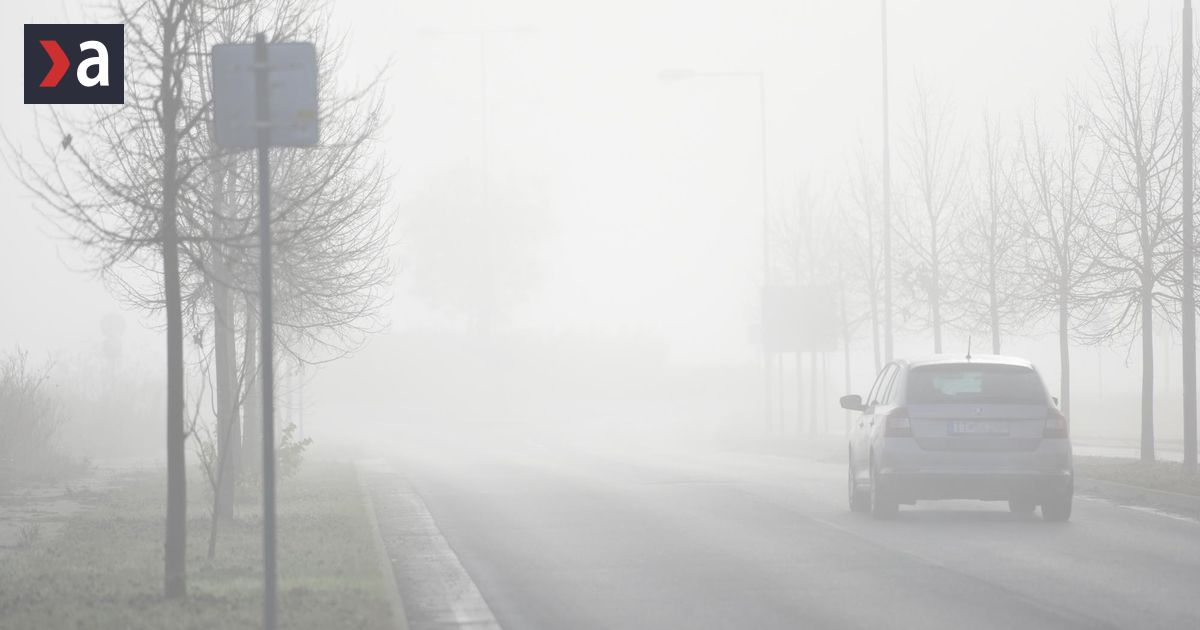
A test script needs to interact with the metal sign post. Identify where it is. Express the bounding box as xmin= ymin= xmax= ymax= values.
xmin=212 ymin=34 xmax=318 ymax=630
xmin=253 ymin=33 xmax=278 ymax=630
